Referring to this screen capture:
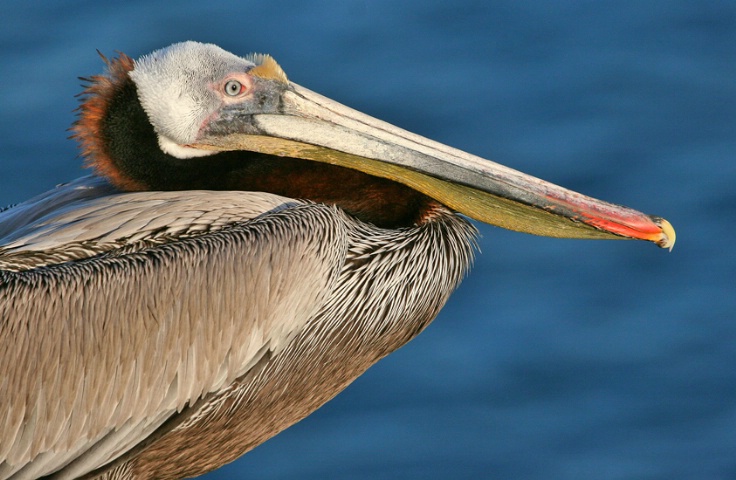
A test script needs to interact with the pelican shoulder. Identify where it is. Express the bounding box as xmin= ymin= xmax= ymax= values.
xmin=0 ymin=176 xmax=297 ymax=271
